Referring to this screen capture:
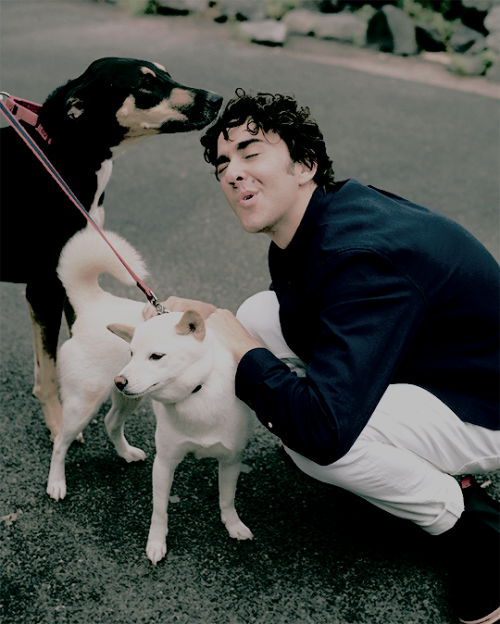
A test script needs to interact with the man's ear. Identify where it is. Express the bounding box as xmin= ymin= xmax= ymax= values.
xmin=297 ymin=159 xmax=318 ymax=186
xmin=107 ymin=324 xmax=135 ymax=343
xmin=174 ymin=310 xmax=206 ymax=342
